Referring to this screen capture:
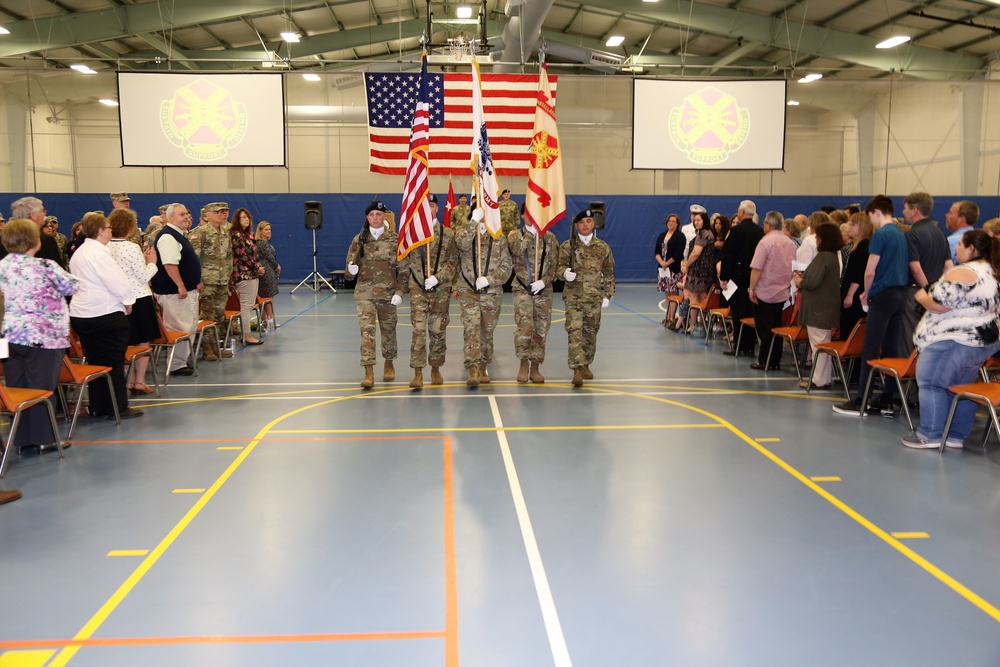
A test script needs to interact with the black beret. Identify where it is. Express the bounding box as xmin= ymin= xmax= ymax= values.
xmin=501 ymin=189 xmax=511 ymax=195
xmin=574 ymin=209 xmax=593 ymax=224
xmin=365 ymin=201 xmax=387 ymax=215
xmin=428 ymin=194 xmax=438 ymax=204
